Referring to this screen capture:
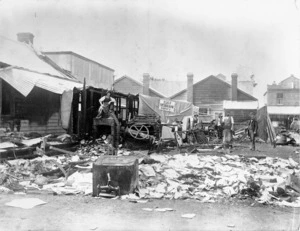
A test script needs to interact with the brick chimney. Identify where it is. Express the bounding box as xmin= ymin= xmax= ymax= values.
xmin=142 ymin=73 xmax=150 ymax=95
xmin=187 ymin=72 xmax=194 ymax=103
xmin=17 ymin=32 xmax=34 ymax=44
xmin=231 ymin=73 xmax=238 ymax=101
